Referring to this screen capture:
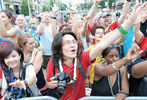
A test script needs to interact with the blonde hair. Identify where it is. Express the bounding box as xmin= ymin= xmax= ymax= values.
xmin=18 ymin=33 xmax=33 ymax=48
